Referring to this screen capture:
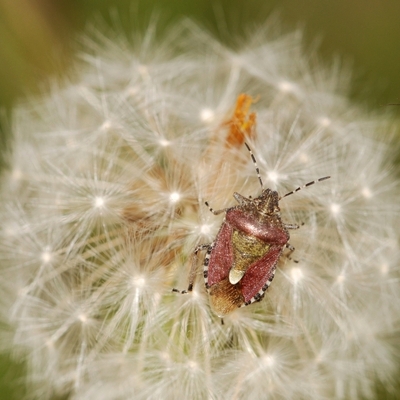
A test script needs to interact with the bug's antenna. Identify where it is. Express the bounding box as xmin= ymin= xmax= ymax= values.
xmin=244 ymin=142 xmax=263 ymax=189
xmin=280 ymin=176 xmax=330 ymax=199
